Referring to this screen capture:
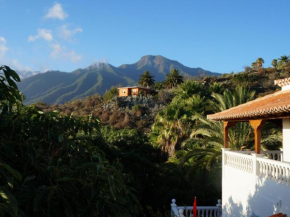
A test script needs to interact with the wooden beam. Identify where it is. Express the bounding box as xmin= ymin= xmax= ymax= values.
xmin=250 ymin=119 xmax=266 ymax=154
xmin=223 ymin=121 xmax=236 ymax=148
xmin=210 ymin=114 xmax=290 ymax=123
